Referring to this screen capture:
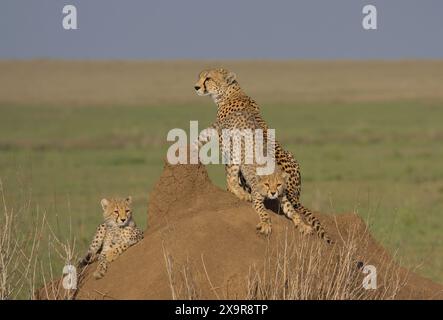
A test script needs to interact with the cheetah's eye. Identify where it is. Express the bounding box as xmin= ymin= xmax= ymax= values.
xmin=125 ymin=210 xmax=130 ymax=213
xmin=277 ymin=184 xmax=282 ymax=187
xmin=264 ymin=183 xmax=269 ymax=187
xmin=114 ymin=210 xmax=118 ymax=214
